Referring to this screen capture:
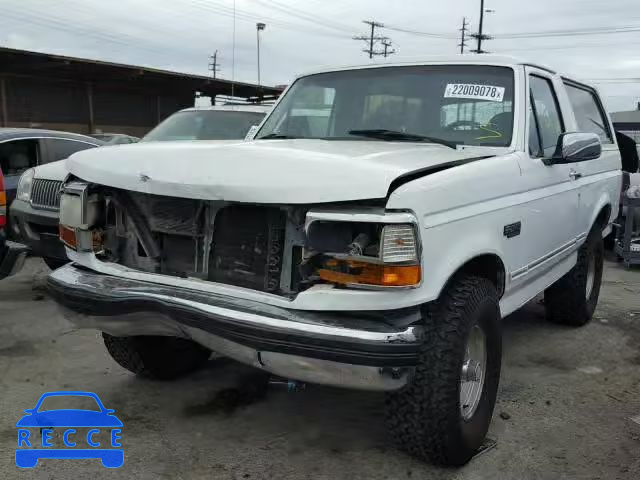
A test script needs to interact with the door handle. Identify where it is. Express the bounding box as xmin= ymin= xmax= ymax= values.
xmin=569 ymin=170 xmax=582 ymax=180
